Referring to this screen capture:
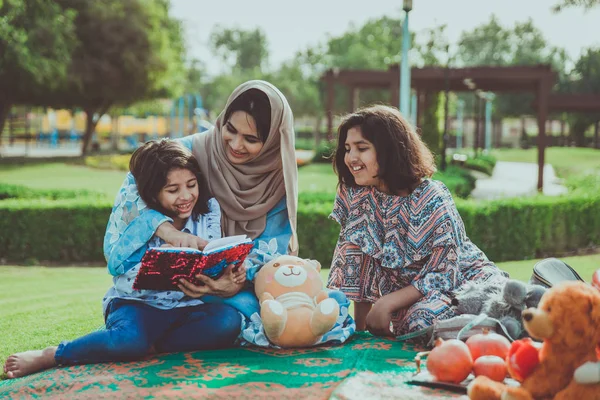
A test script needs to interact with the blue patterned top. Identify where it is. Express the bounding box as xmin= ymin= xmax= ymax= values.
xmin=102 ymin=198 xmax=221 ymax=314
xmin=103 ymin=136 xmax=292 ymax=282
